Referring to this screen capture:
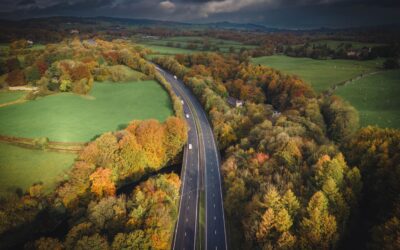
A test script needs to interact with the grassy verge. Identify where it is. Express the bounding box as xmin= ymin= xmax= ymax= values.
xmin=197 ymin=190 xmax=205 ymax=250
